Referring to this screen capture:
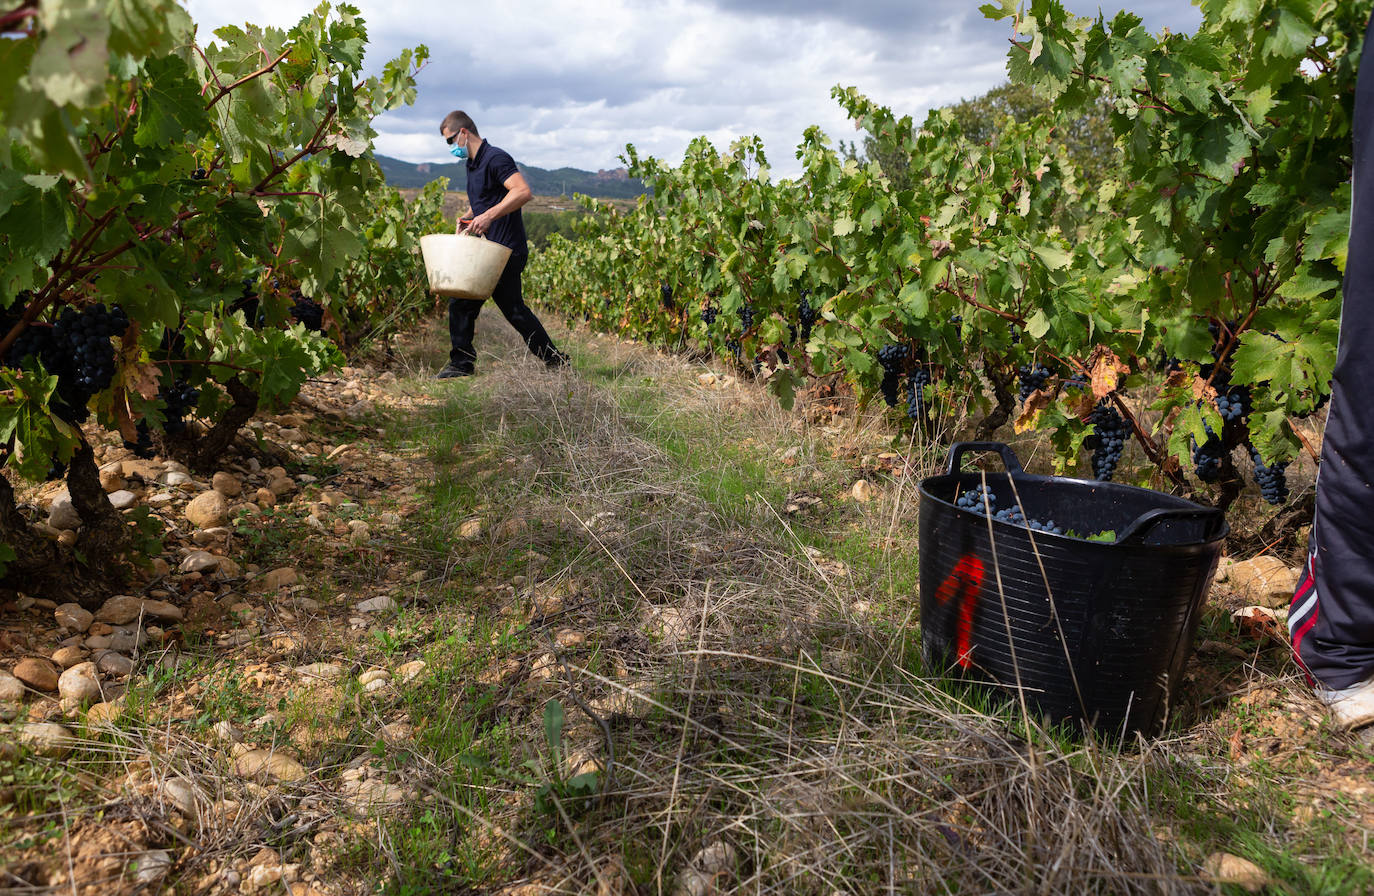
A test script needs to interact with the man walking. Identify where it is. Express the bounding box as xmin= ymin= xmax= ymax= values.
xmin=437 ymin=111 xmax=569 ymax=378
